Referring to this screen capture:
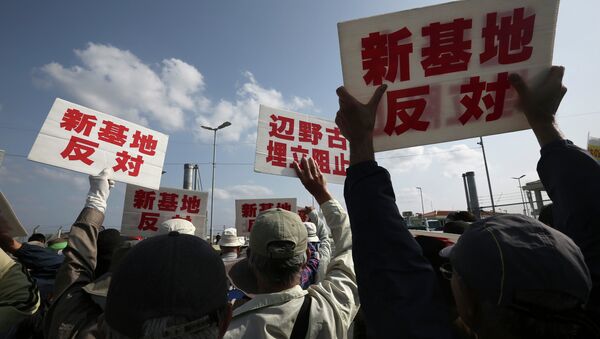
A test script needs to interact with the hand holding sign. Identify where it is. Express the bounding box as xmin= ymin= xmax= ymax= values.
xmin=292 ymin=157 xmax=332 ymax=205
xmin=335 ymin=85 xmax=386 ymax=166
xmin=509 ymin=66 xmax=567 ymax=147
